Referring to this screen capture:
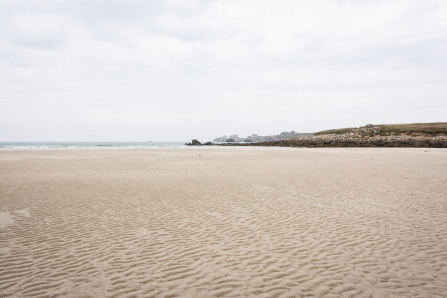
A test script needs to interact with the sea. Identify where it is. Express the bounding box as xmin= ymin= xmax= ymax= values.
xmin=0 ymin=142 xmax=186 ymax=149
